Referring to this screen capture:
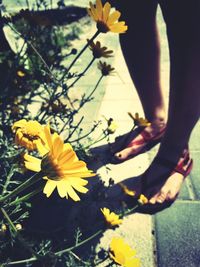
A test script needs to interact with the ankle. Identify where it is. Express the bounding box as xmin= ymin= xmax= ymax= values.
xmin=151 ymin=117 xmax=166 ymax=130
